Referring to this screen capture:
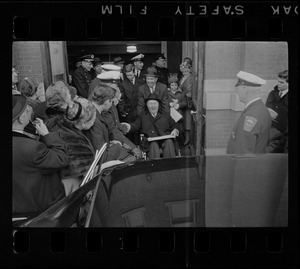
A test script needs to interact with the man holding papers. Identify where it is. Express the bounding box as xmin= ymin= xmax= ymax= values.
xmin=124 ymin=93 xmax=181 ymax=159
